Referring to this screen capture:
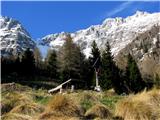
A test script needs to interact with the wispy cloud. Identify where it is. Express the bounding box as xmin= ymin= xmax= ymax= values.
xmin=105 ymin=1 xmax=134 ymax=17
